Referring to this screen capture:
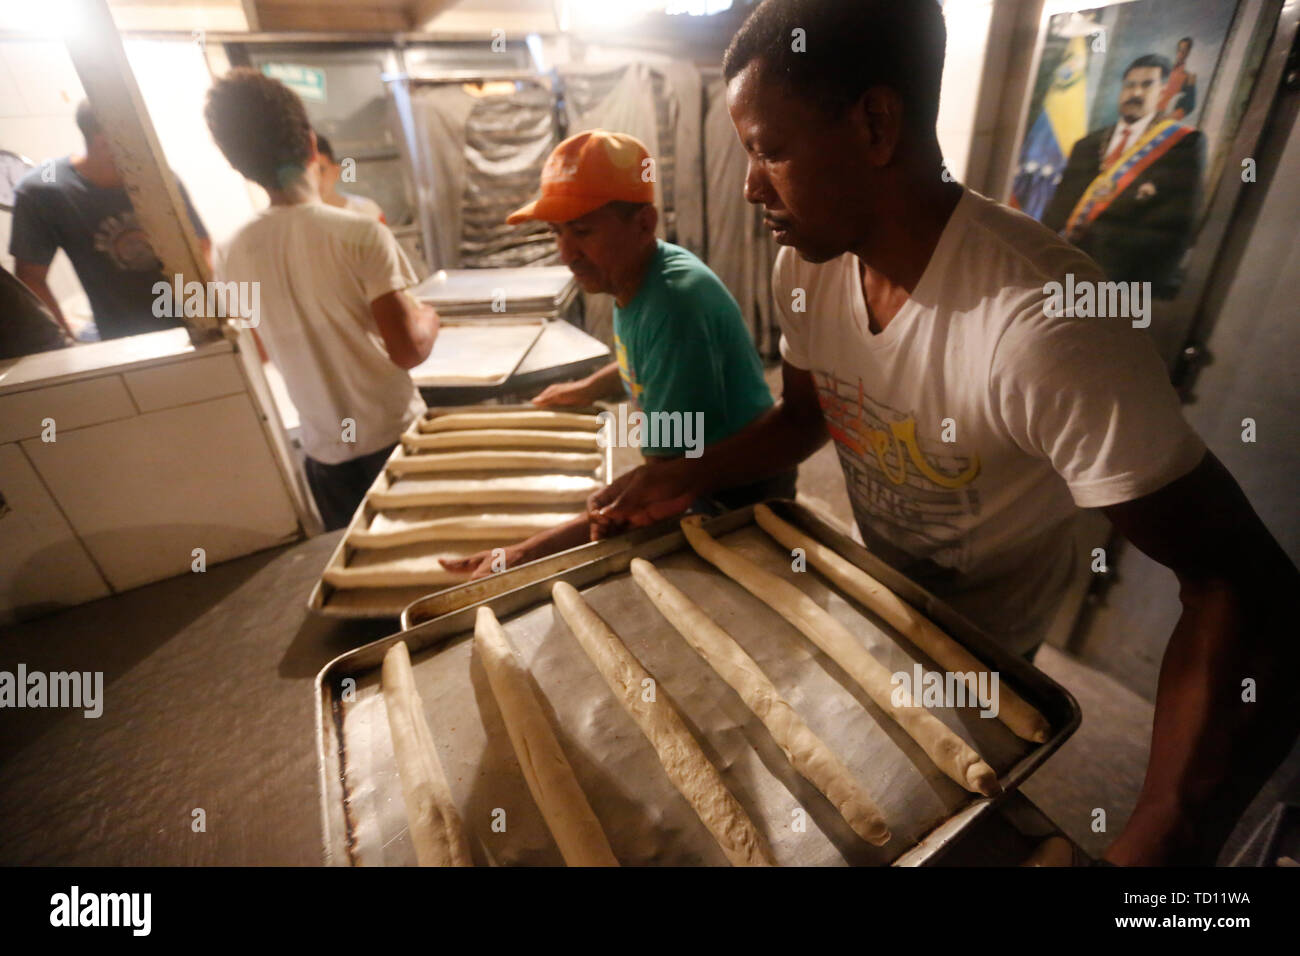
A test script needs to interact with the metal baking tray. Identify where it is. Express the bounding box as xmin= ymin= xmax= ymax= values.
xmin=410 ymin=266 xmax=577 ymax=318
xmin=315 ymin=500 xmax=1081 ymax=865
xmin=408 ymin=317 xmax=547 ymax=388
xmin=307 ymin=405 xmax=614 ymax=619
